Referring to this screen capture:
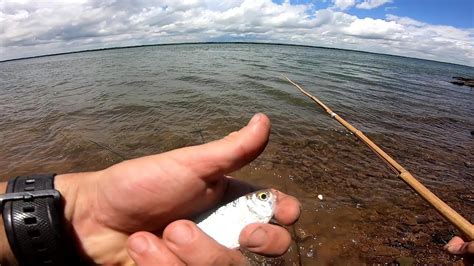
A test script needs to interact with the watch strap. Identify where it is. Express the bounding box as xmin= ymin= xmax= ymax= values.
xmin=2 ymin=174 xmax=71 ymax=266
